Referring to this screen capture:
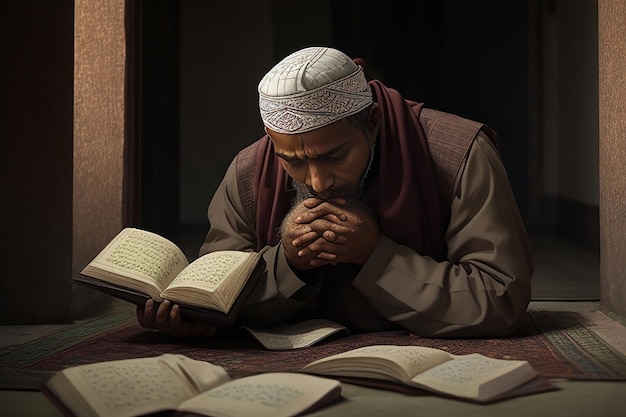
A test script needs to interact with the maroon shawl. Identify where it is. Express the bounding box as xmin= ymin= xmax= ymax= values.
xmin=251 ymin=80 xmax=447 ymax=261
